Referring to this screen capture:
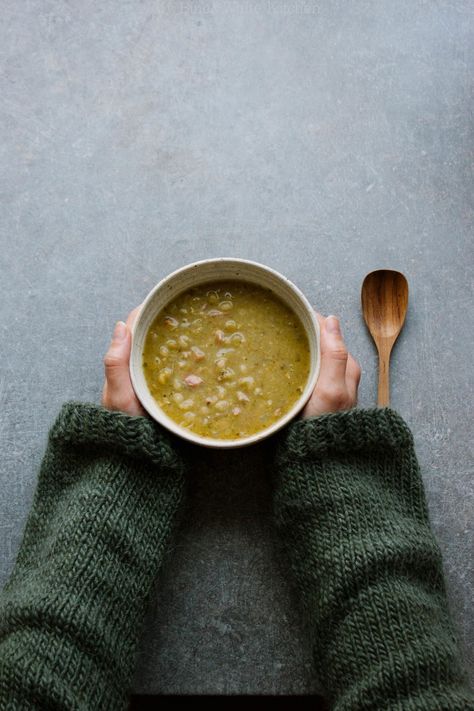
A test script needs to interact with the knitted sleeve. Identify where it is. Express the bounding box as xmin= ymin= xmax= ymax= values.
xmin=0 ymin=402 xmax=187 ymax=711
xmin=273 ymin=408 xmax=473 ymax=710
